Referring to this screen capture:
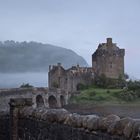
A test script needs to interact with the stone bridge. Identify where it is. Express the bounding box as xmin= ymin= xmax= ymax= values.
xmin=0 ymin=87 xmax=69 ymax=110
xmin=32 ymin=88 xmax=69 ymax=108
